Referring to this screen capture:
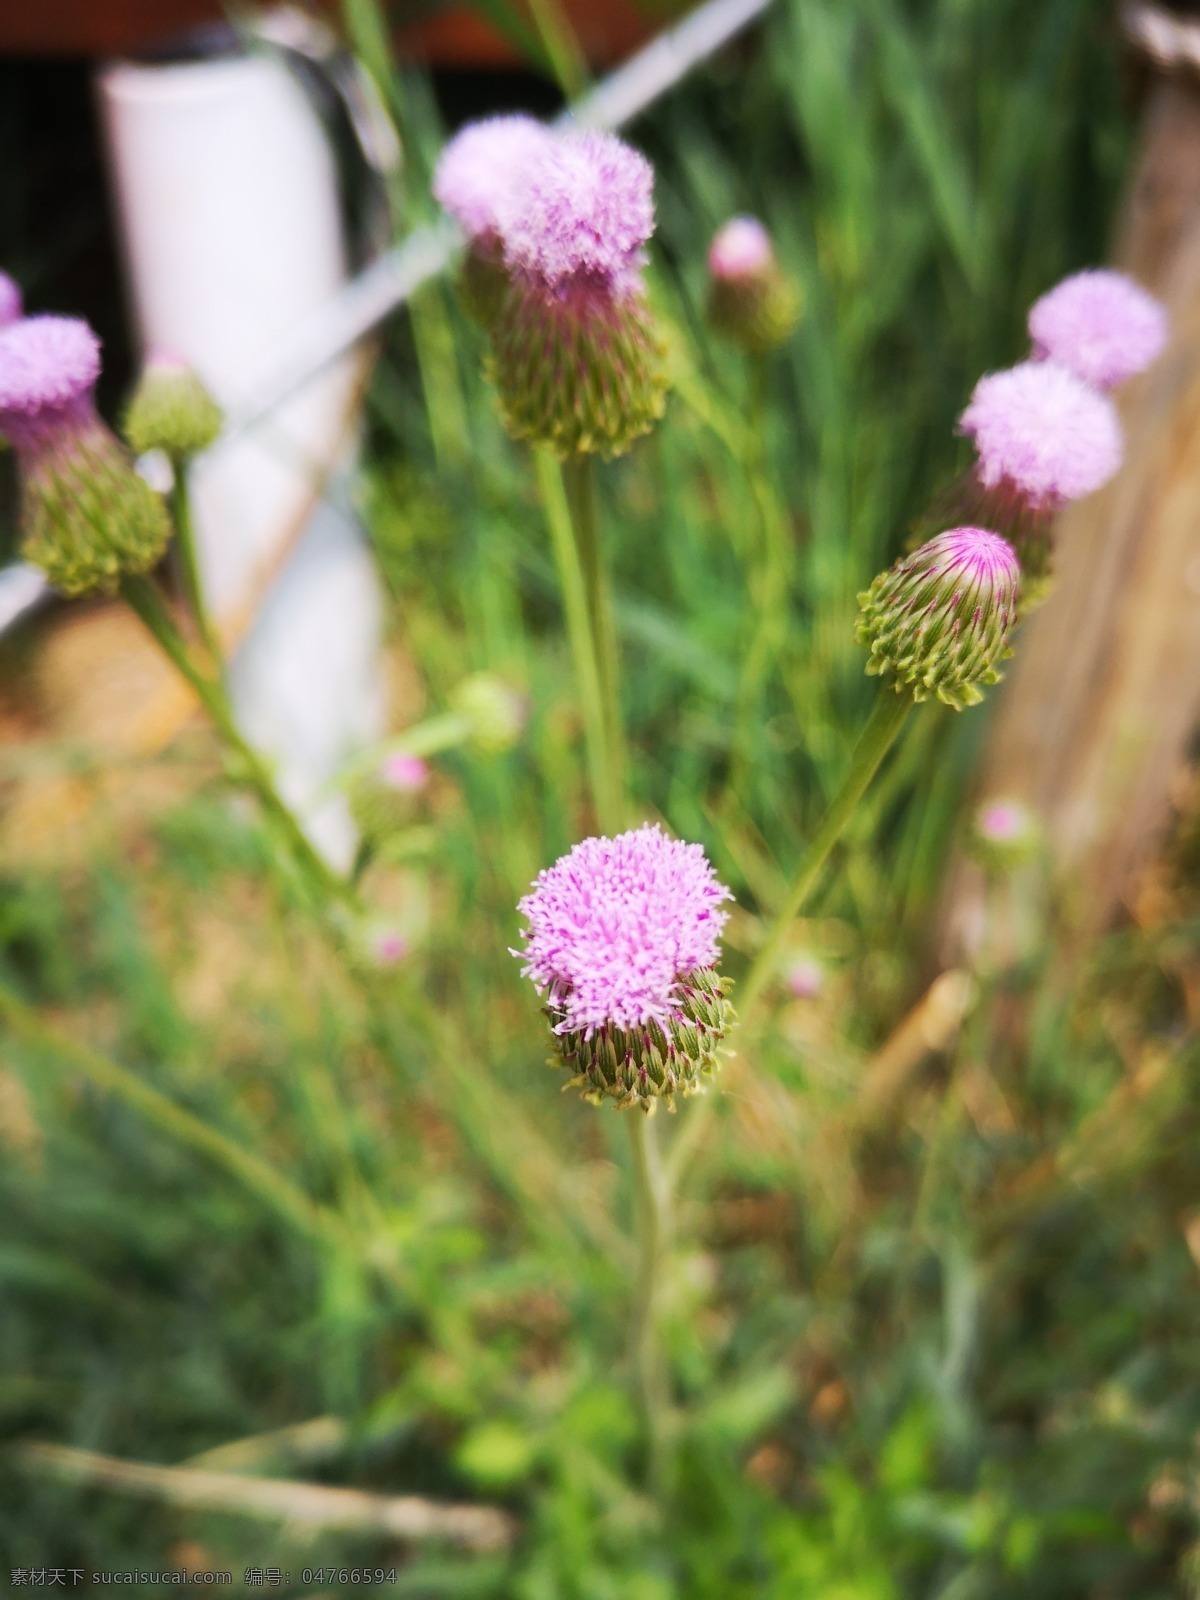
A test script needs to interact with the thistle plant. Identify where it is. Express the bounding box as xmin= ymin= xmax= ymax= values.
xmin=0 ymin=316 xmax=170 ymax=595
xmin=1028 ymin=269 xmax=1167 ymax=391
xmin=706 ymin=215 xmax=800 ymax=355
xmin=0 ymin=271 xmax=22 ymax=328
xmin=123 ymin=348 xmax=223 ymax=462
